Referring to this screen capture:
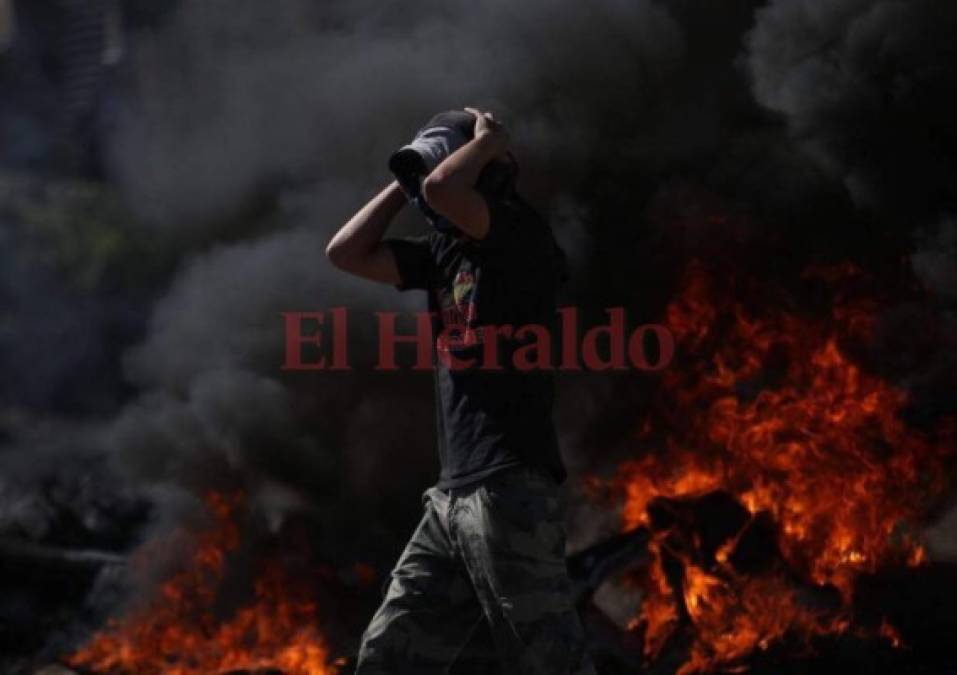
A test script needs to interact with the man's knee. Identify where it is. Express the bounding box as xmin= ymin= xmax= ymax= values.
xmin=354 ymin=607 xmax=419 ymax=674
xmin=517 ymin=609 xmax=596 ymax=675
xmin=355 ymin=575 xmax=480 ymax=674
xmin=355 ymin=613 xmax=468 ymax=675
